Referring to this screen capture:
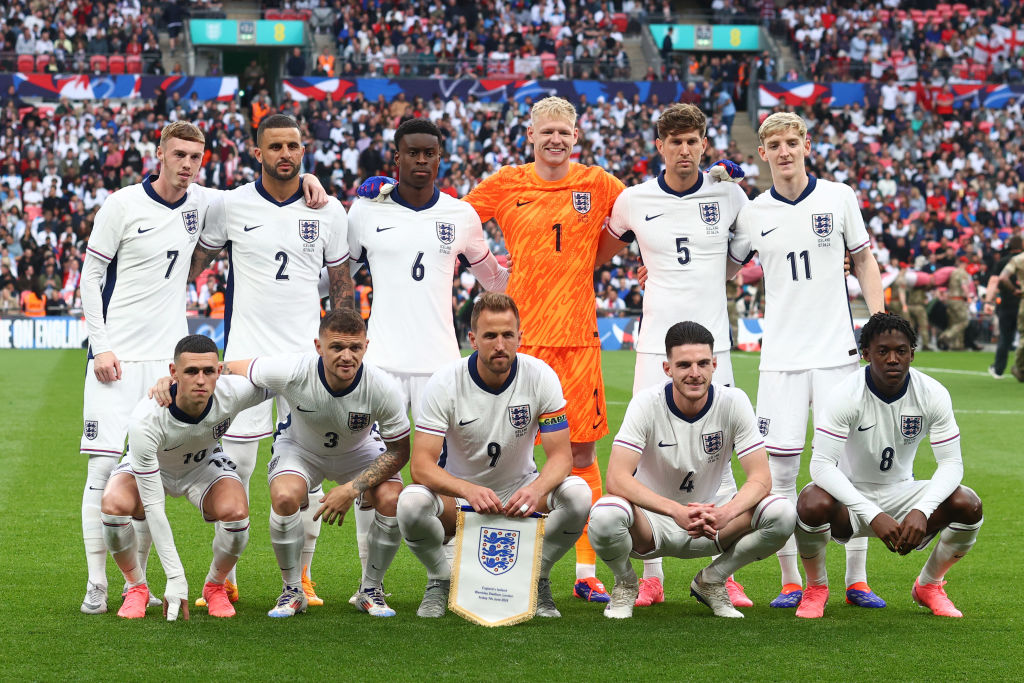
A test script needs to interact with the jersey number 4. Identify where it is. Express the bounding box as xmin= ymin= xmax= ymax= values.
xmin=679 ymin=471 xmax=695 ymax=492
